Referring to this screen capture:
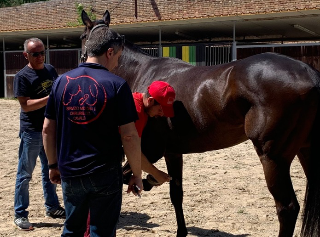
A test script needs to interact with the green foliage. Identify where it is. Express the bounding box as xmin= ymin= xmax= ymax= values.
xmin=66 ymin=2 xmax=96 ymax=27
xmin=0 ymin=0 xmax=49 ymax=8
